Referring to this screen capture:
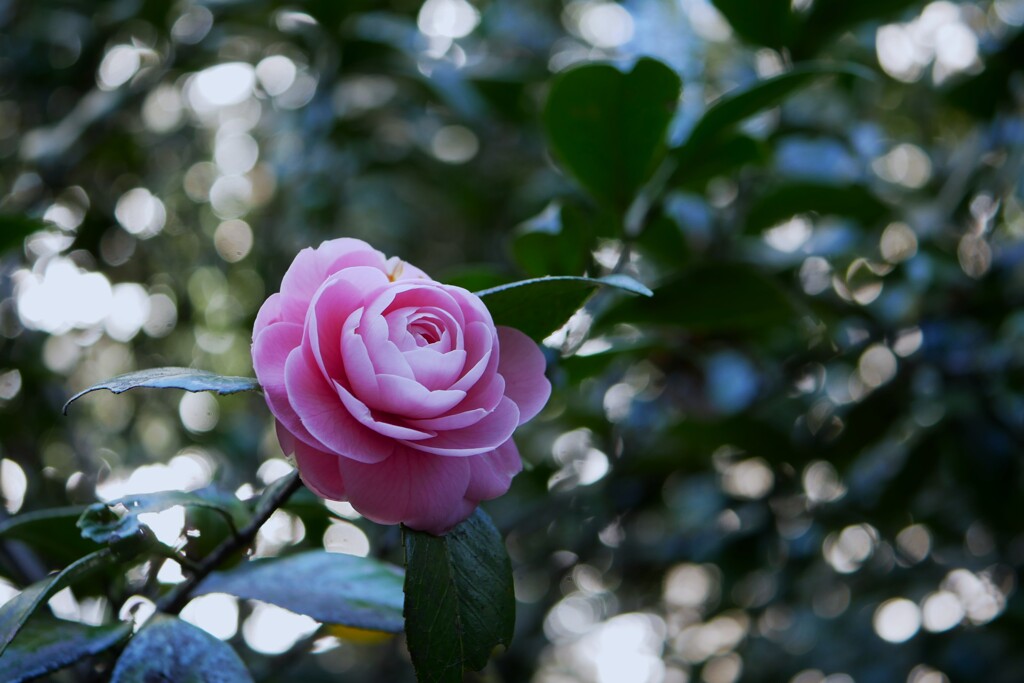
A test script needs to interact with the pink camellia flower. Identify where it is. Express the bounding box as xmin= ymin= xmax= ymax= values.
xmin=251 ymin=238 xmax=550 ymax=534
